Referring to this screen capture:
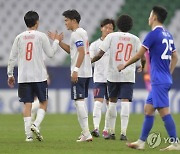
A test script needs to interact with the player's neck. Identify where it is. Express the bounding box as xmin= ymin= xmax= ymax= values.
xmin=151 ymin=22 xmax=163 ymax=30
xmin=72 ymin=24 xmax=79 ymax=31
xmin=28 ymin=27 xmax=37 ymax=31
